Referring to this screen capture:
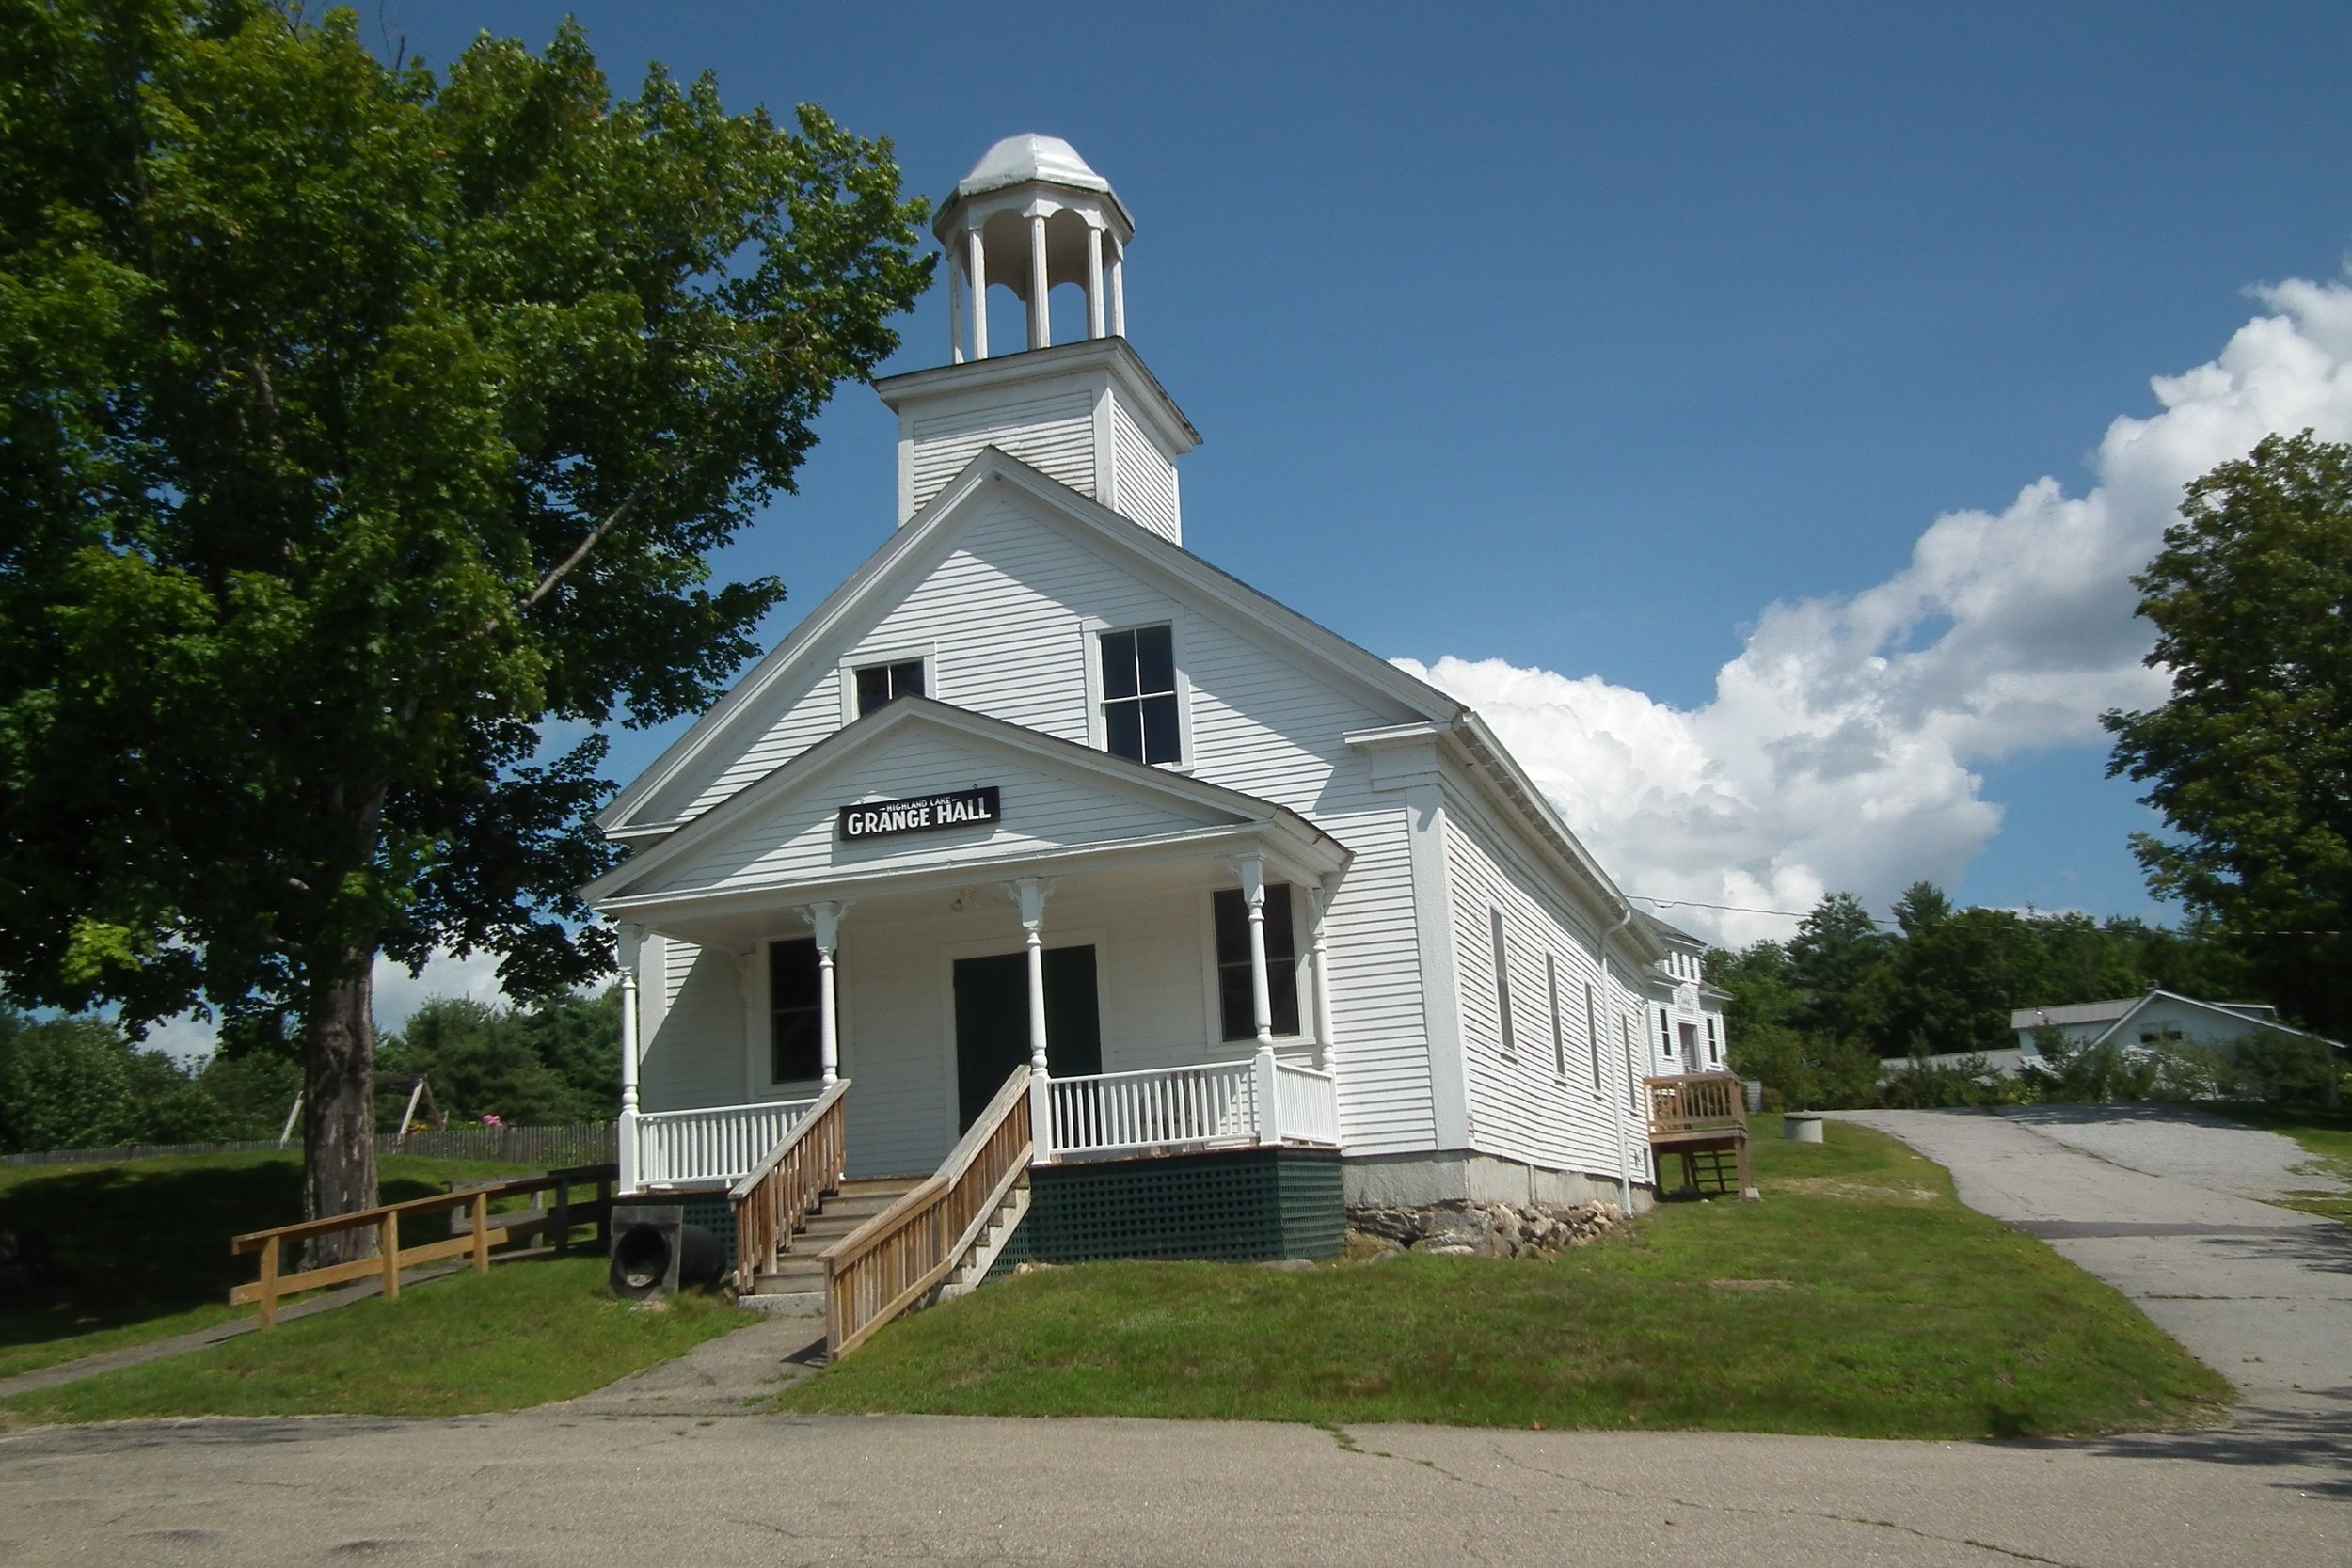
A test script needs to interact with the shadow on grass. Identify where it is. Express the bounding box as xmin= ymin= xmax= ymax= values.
xmin=0 ymin=1156 xmax=474 ymax=1357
